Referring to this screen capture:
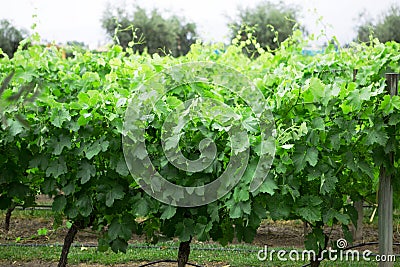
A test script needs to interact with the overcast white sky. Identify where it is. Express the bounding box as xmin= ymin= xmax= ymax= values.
xmin=0 ymin=0 xmax=398 ymax=49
